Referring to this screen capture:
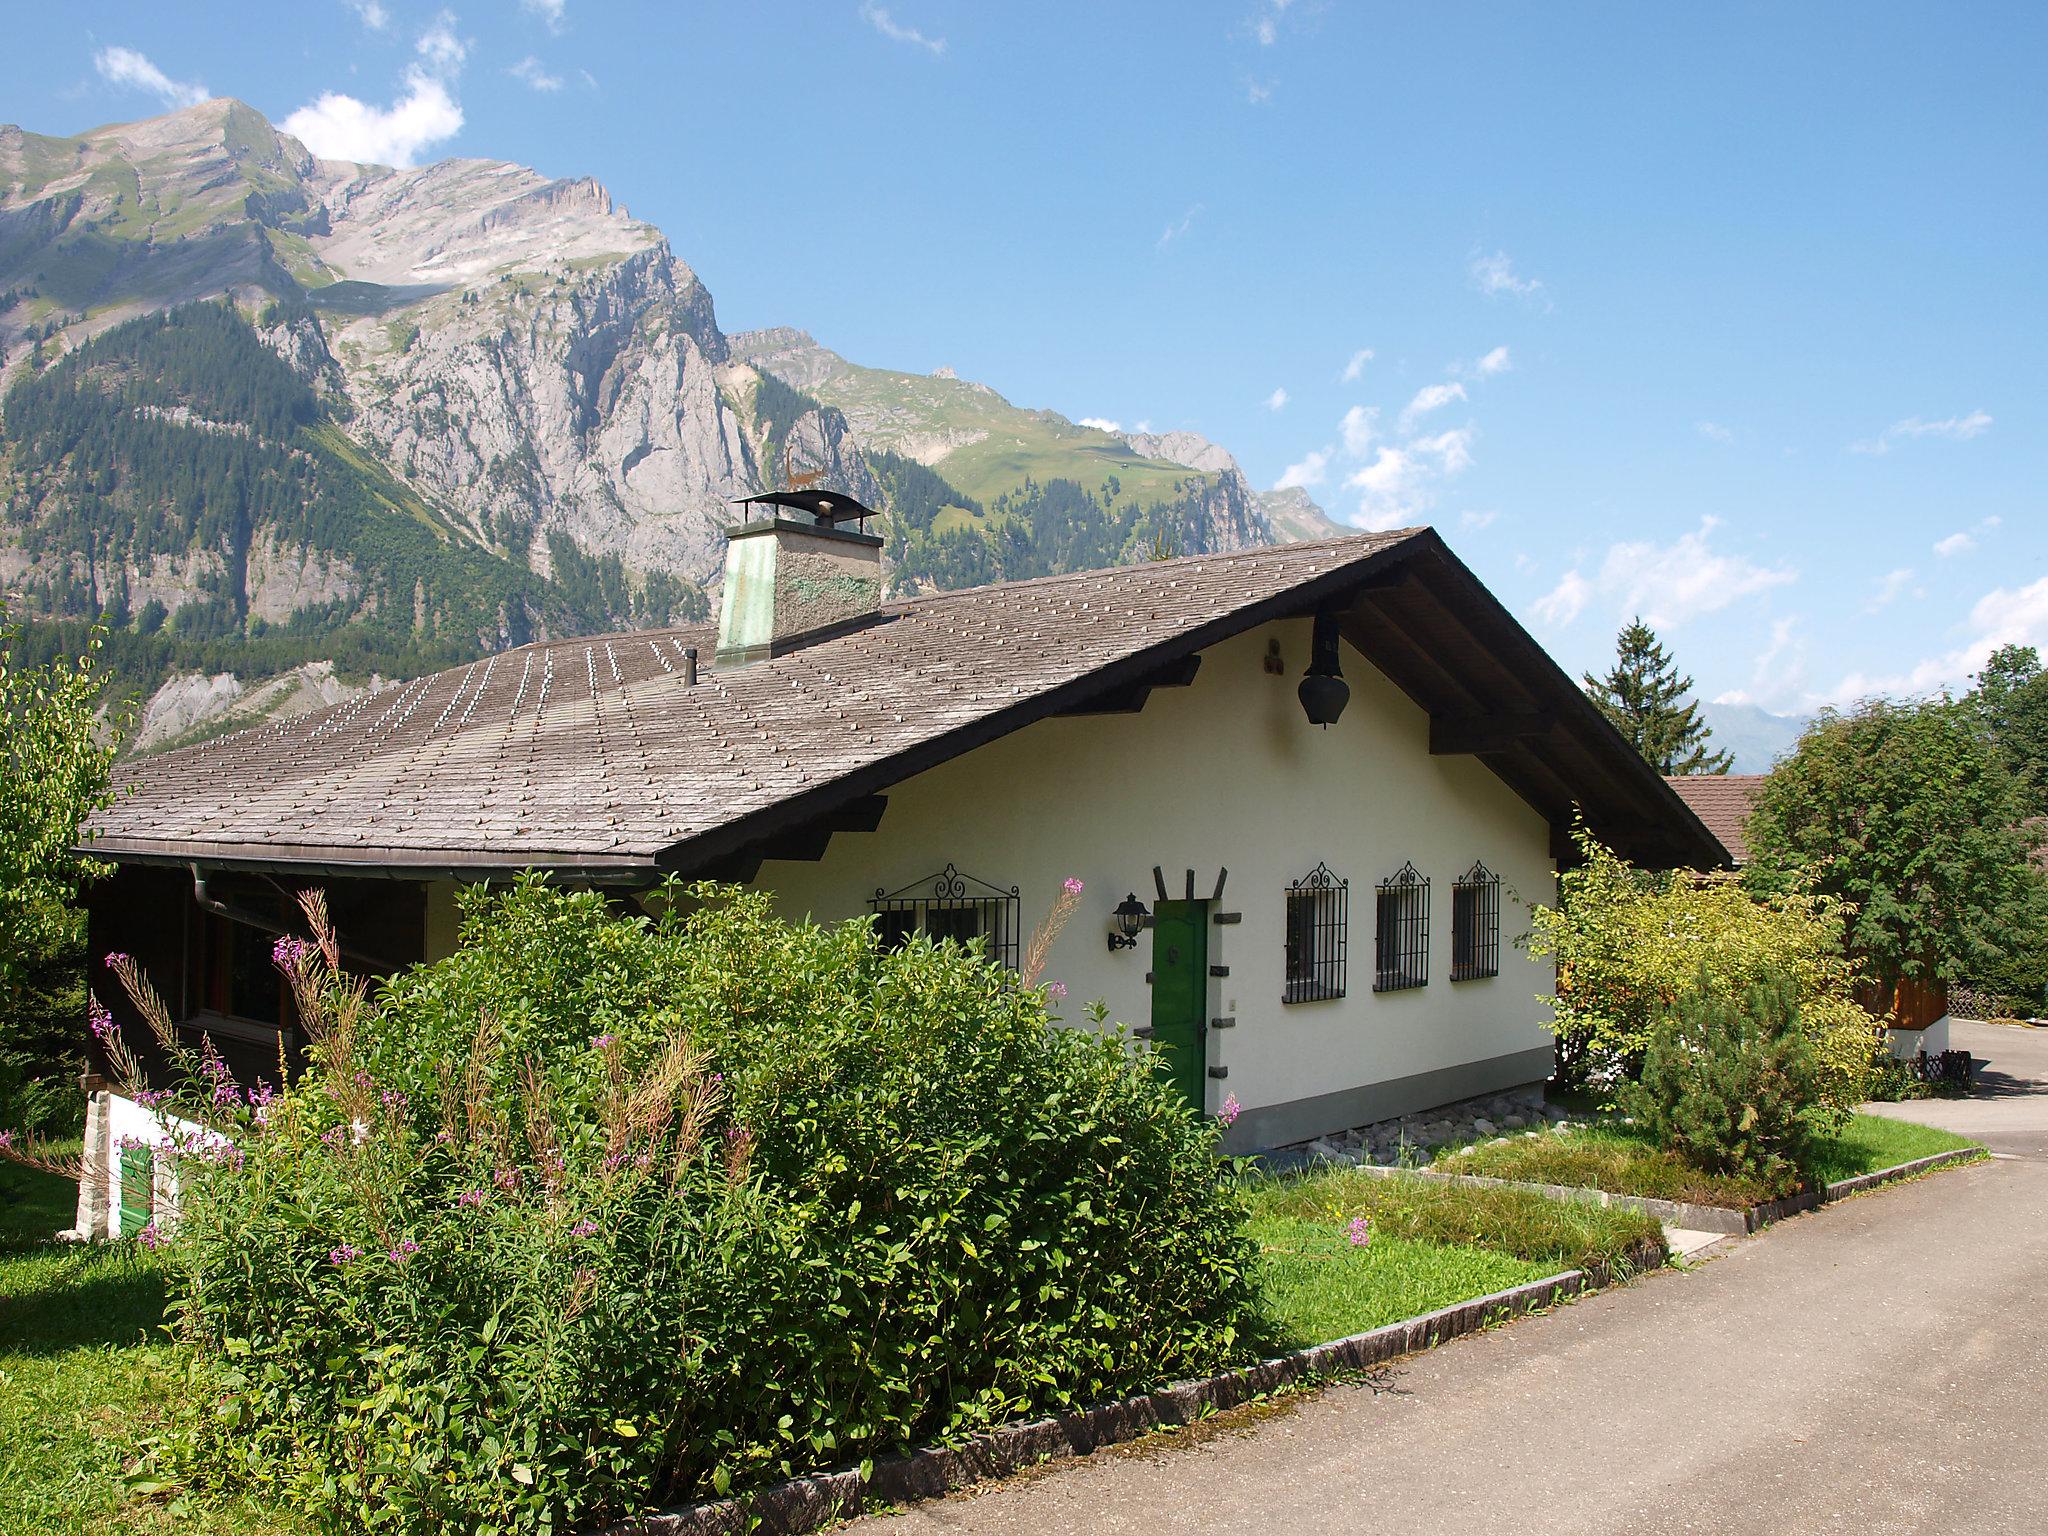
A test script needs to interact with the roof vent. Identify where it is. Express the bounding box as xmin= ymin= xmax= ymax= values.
xmin=715 ymin=490 xmax=884 ymax=665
